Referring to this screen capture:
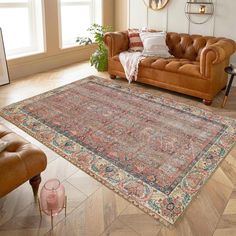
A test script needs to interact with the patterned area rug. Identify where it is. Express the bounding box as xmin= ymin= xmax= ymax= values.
xmin=1 ymin=76 xmax=236 ymax=225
